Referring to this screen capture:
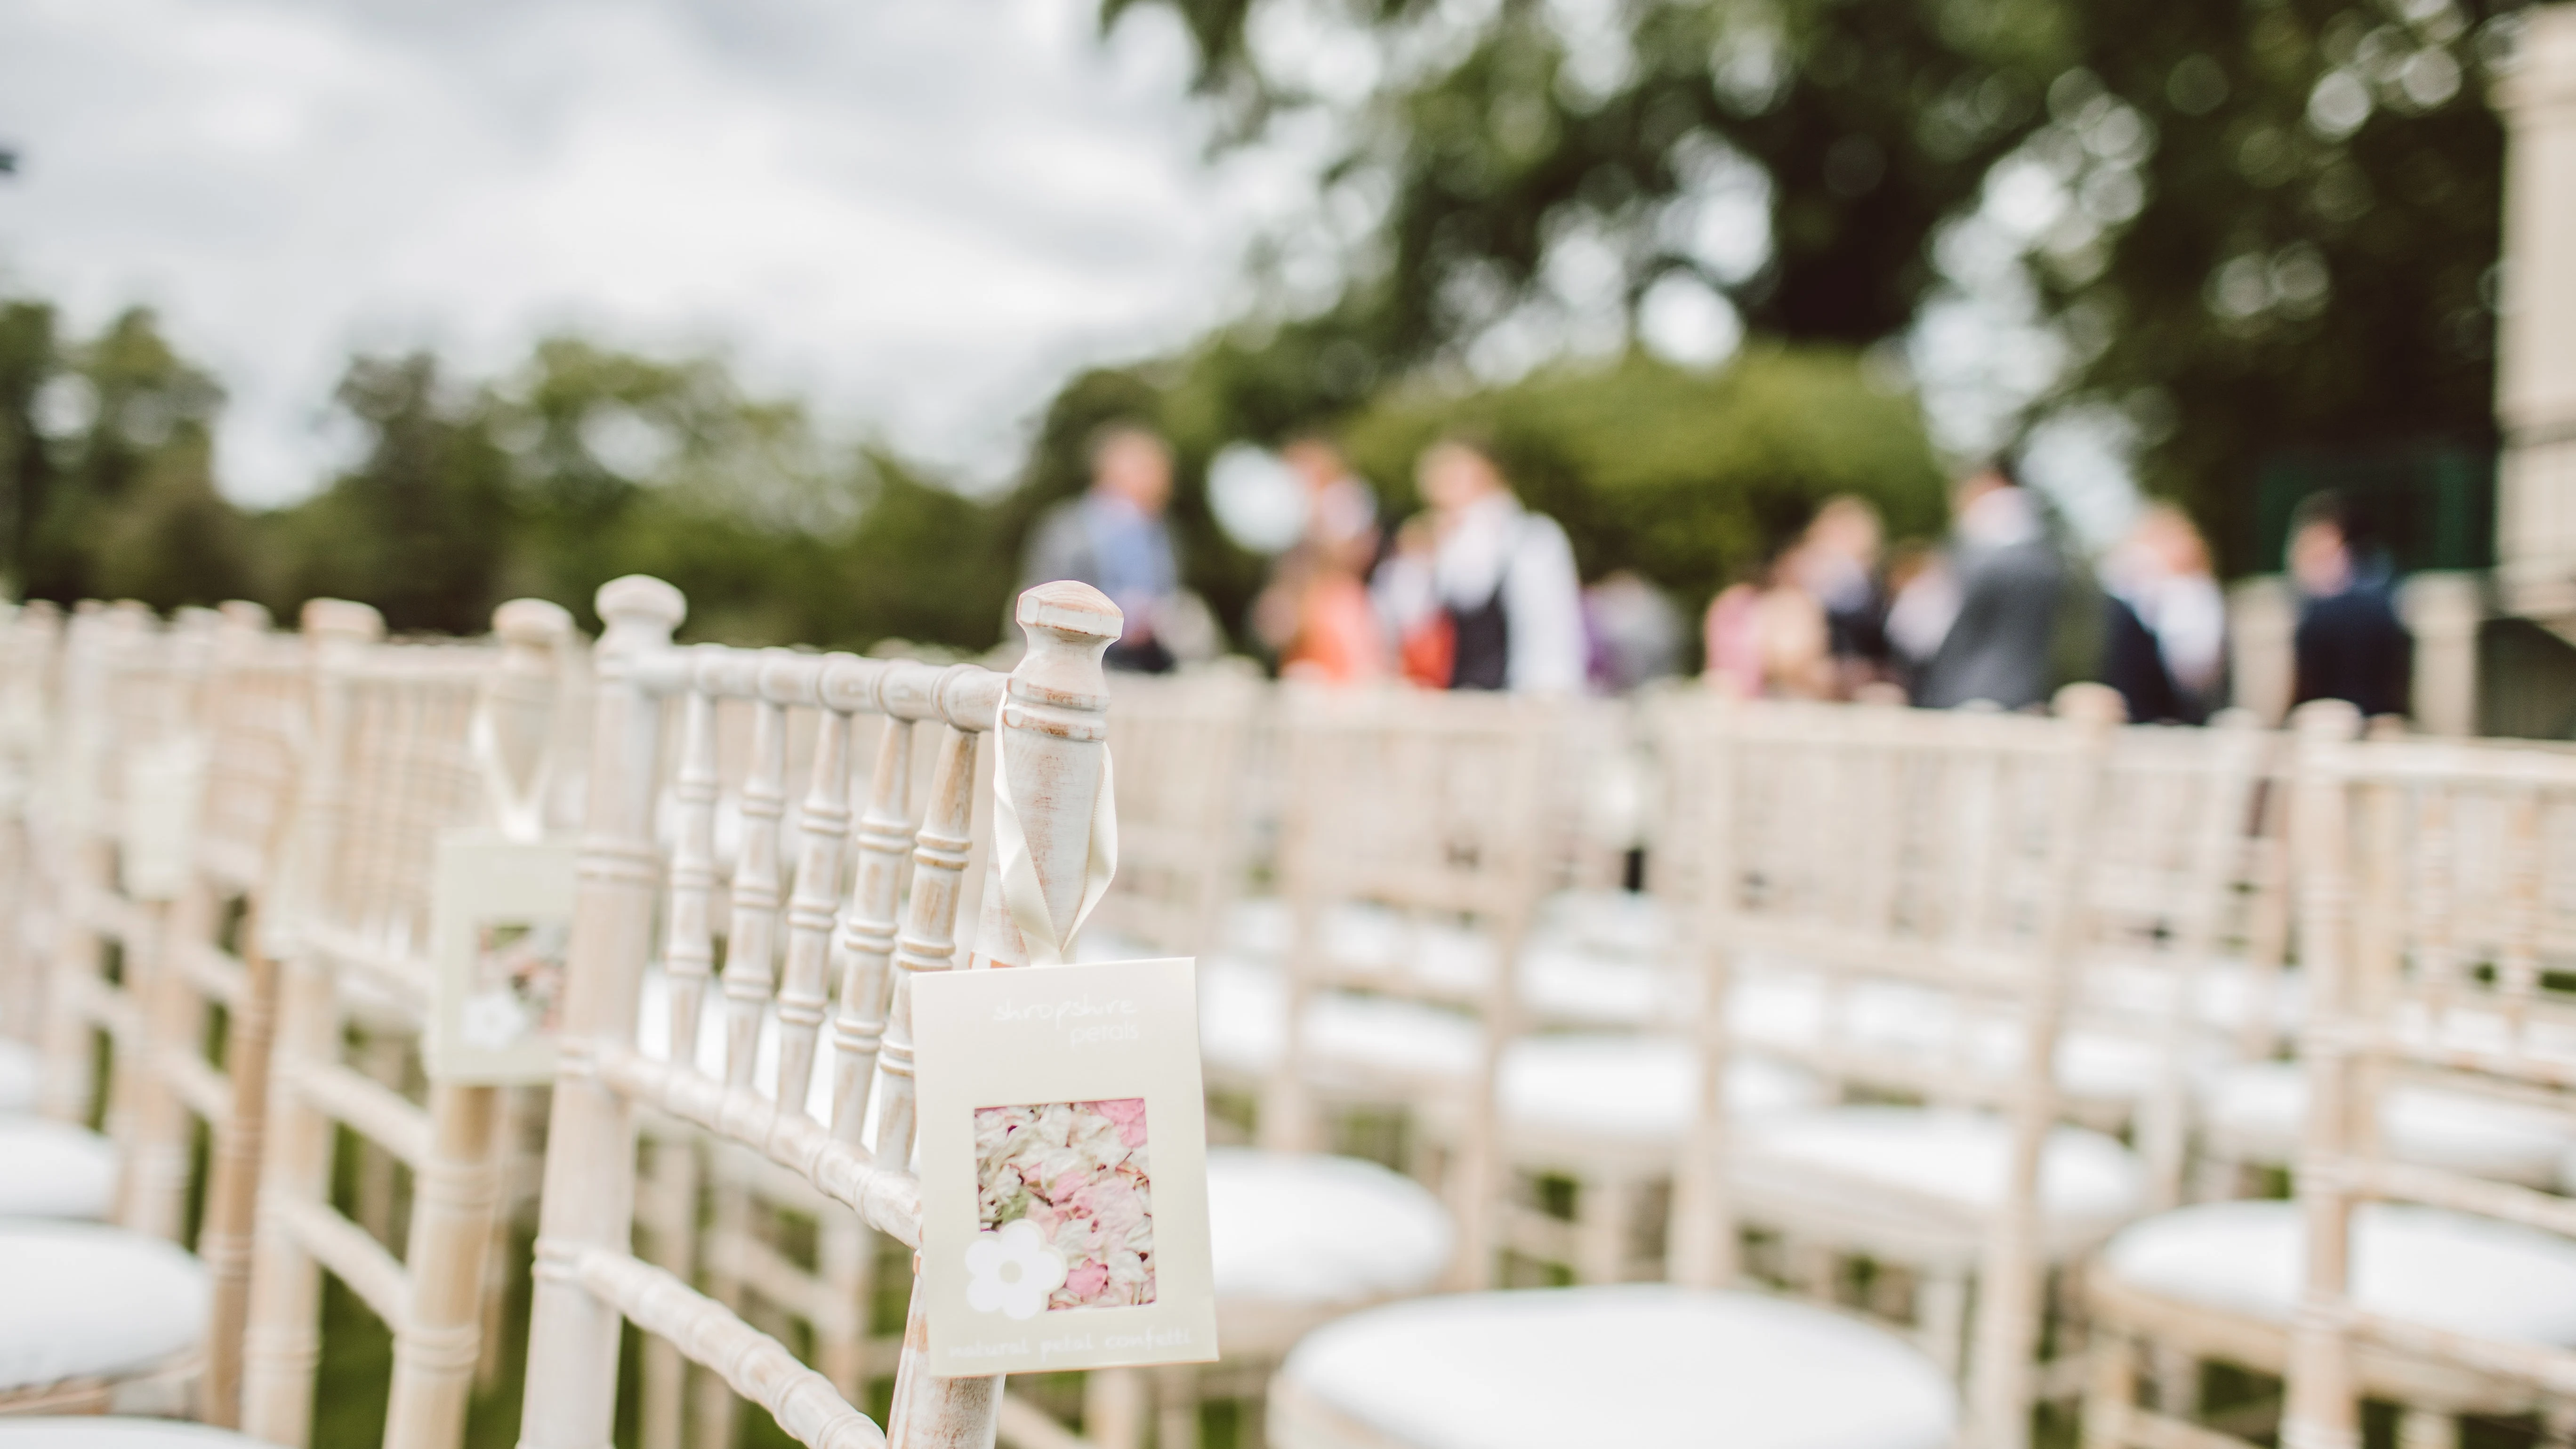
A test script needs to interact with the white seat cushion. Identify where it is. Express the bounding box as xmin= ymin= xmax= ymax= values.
xmin=1534 ymin=889 xmax=1669 ymax=959
xmin=1276 ymin=1284 xmax=1956 ymax=1449
xmin=0 ymin=1117 xmax=119 ymax=1218
xmin=2200 ymin=1062 xmax=2575 ymax=1185
xmin=1497 ymin=1036 xmax=1821 ymax=1143
xmin=0 ymin=1422 xmax=265 ymax=1447
xmin=2103 ymin=1200 xmax=2576 ymax=1344
xmin=1208 ymin=1149 xmax=1453 ymax=1306
xmin=1209 ymin=903 xmax=1686 ymax=1029
xmin=1199 ymin=957 xmax=1481 ymax=1083
xmin=0 ymin=1039 xmax=37 ymax=1113
xmin=1737 ymin=1107 xmax=2144 ymax=1238
xmin=0 ymin=1223 xmax=208 ymax=1391
xmin=1731 ymin=971 xmax=2208 ymax=1104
